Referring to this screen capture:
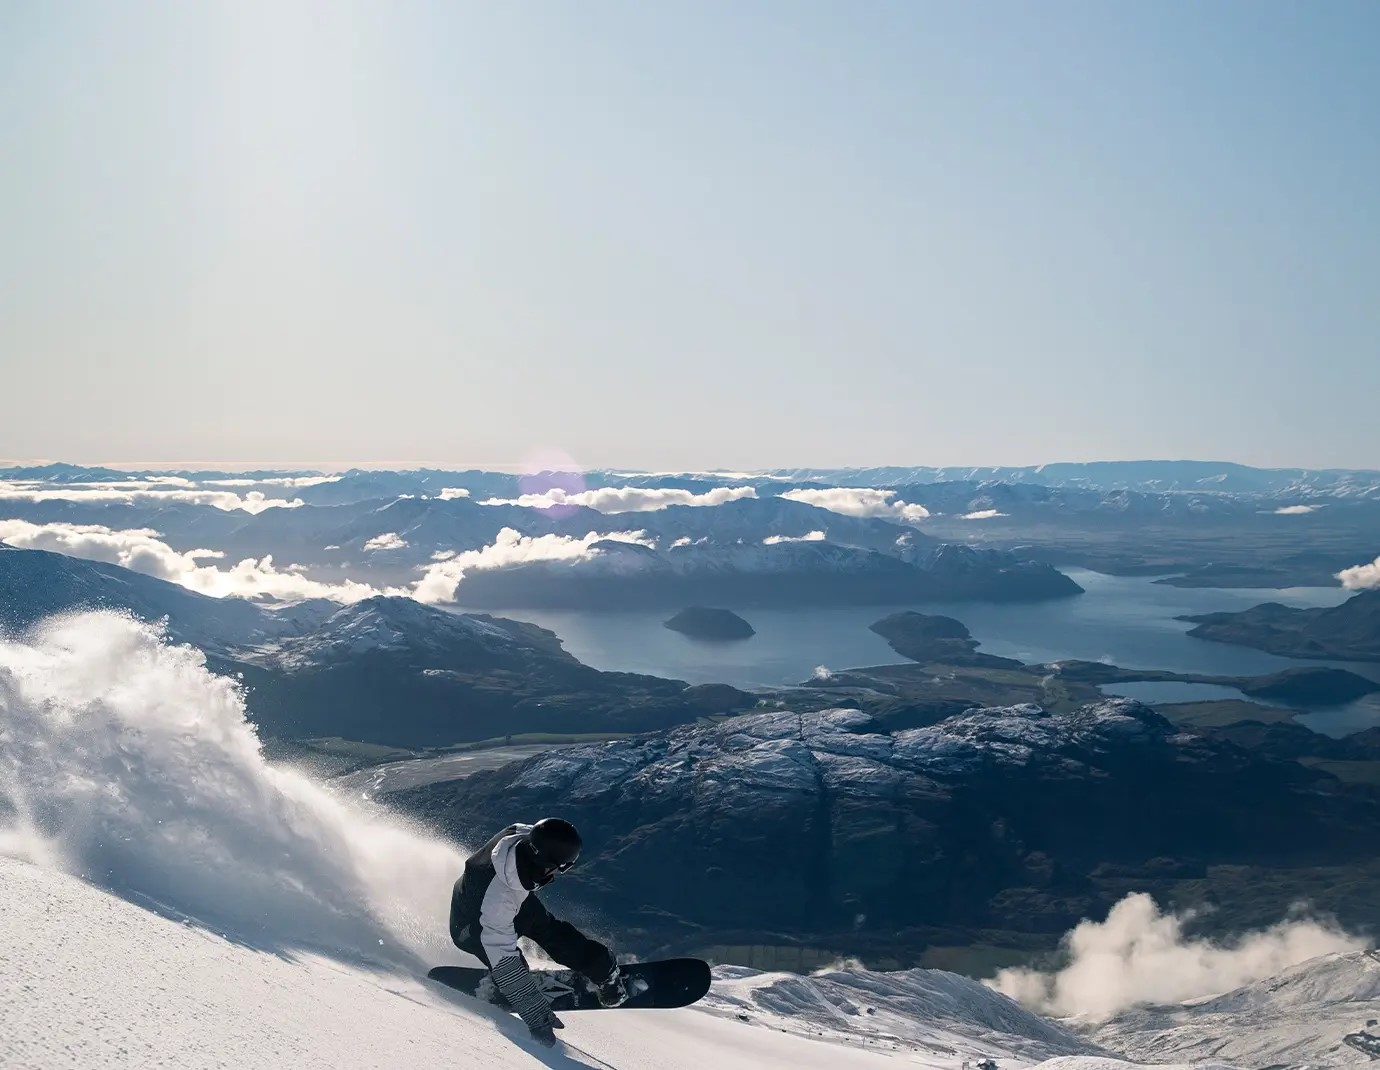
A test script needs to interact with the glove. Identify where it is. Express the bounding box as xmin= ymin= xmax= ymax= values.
xmin=490 ymin=956 xmax=561 ymax=1044
xmin=595 ymin=964 xmax=629 ymax=1008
